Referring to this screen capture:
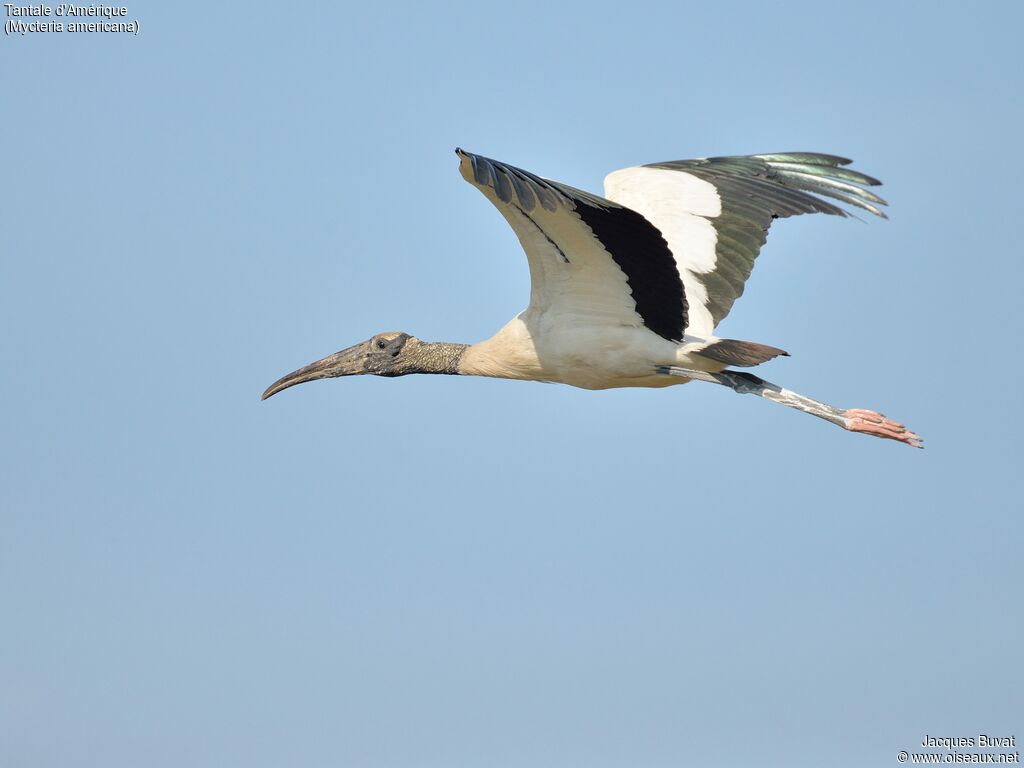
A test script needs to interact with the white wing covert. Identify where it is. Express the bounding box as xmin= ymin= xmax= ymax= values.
xmin=456 ymin=149 xmax=688 ymax=342
xmin=604 ymin=153 xmax=887 ymax=337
